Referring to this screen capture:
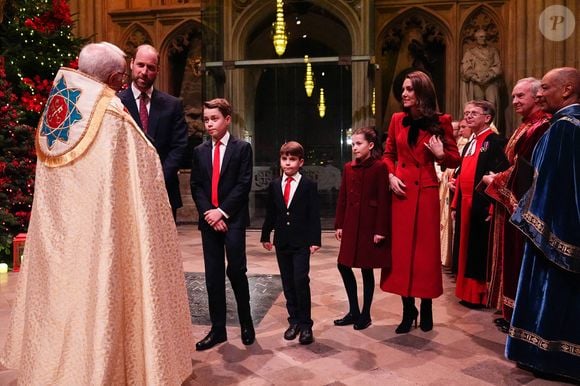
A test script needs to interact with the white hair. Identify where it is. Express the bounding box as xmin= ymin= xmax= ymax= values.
xmin=78 ymin=42 xmax=126 ymax=83
xmin=515 ymin=77 xmax=541 ymax=97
